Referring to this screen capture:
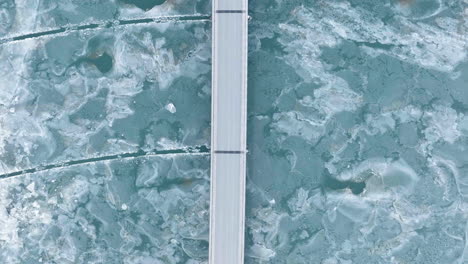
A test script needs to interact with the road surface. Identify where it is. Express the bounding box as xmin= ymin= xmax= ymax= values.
xmin=209 ymin=0 xmax=248 ymax=262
